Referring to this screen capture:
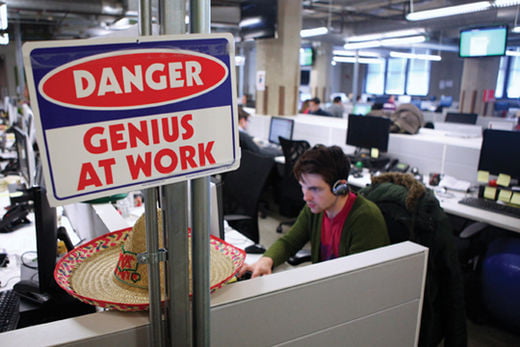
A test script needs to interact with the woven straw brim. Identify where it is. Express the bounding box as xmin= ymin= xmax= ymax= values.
xmin=55 ymin=228 xmax=246 ymax=311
